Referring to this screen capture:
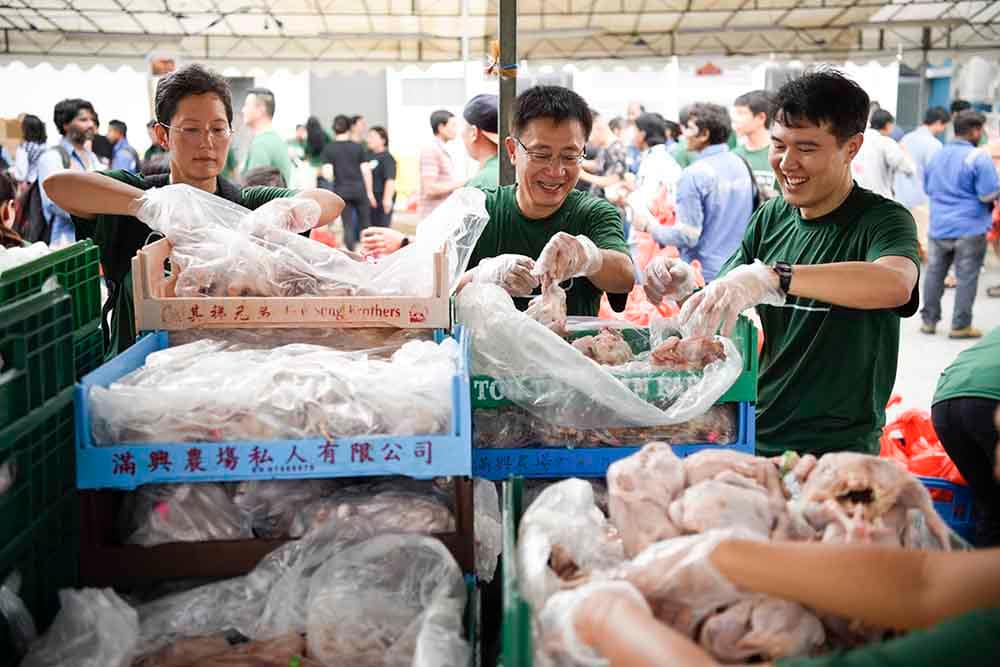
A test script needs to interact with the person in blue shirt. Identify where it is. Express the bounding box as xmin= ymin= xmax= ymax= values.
xmin=921 ymin=110 xmax=1000 ymax=339
xmin=895 ymin=106 xmax=949 ymax=258
xmin=631 ymin=102 xmax=754 ymax=281
xmin=36 ymin=98 xmax=101 ymax=247
xmin=106 ymin=119 xmax=140 ymax=173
